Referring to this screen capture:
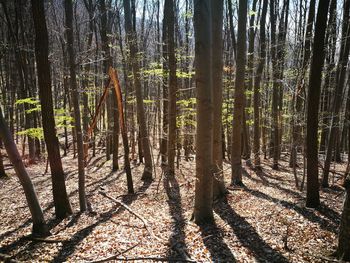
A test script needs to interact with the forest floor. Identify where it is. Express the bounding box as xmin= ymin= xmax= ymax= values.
xmin=0 ymin=149 xmax=347 ymax=262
